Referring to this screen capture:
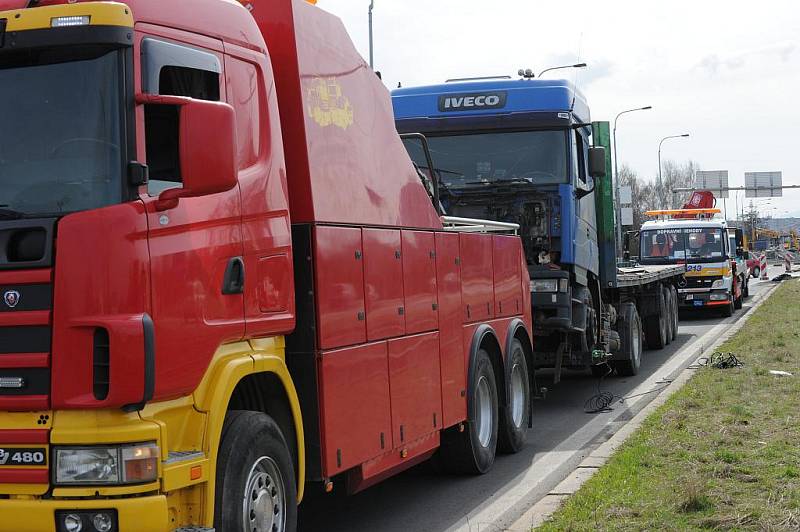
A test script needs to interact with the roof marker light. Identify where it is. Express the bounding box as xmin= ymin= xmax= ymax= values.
xmin=51 ymin=16 xmax=91 ymax=28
